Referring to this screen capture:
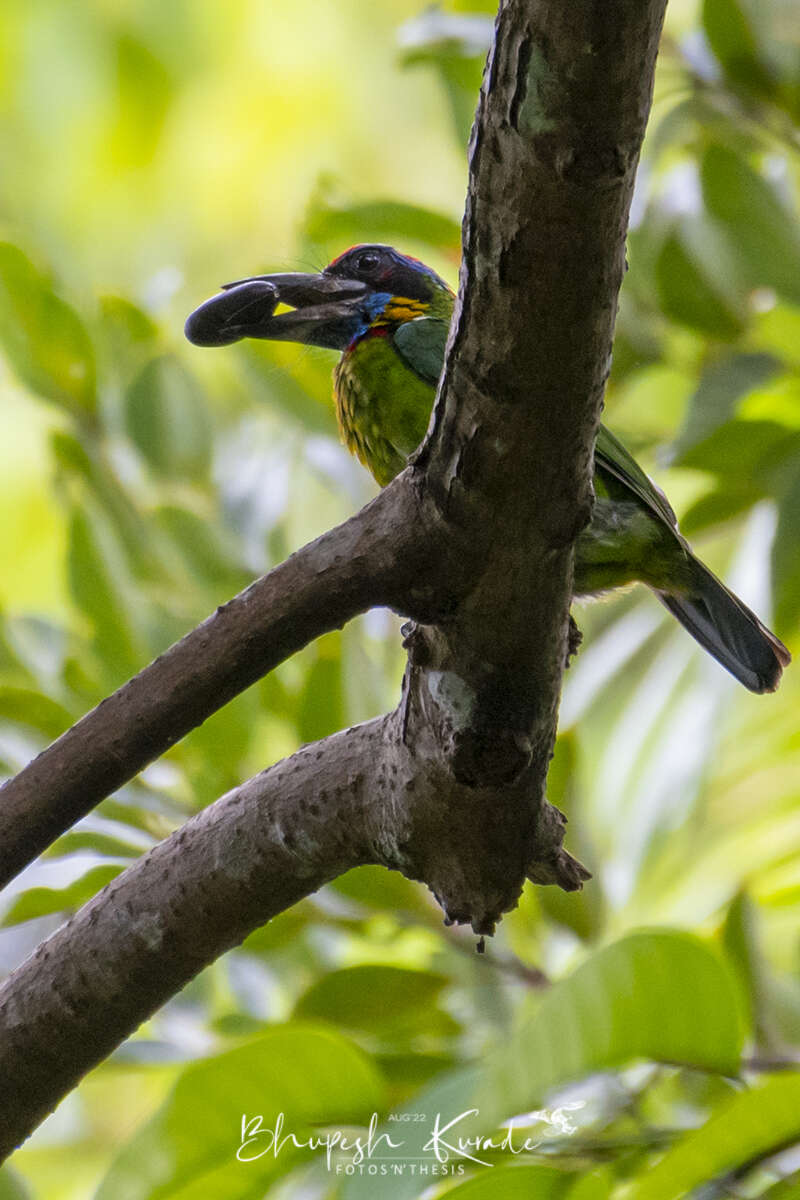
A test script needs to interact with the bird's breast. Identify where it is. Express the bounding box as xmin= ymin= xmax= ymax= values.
xmin=333 ymin=333 xmax=408 ymax=485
